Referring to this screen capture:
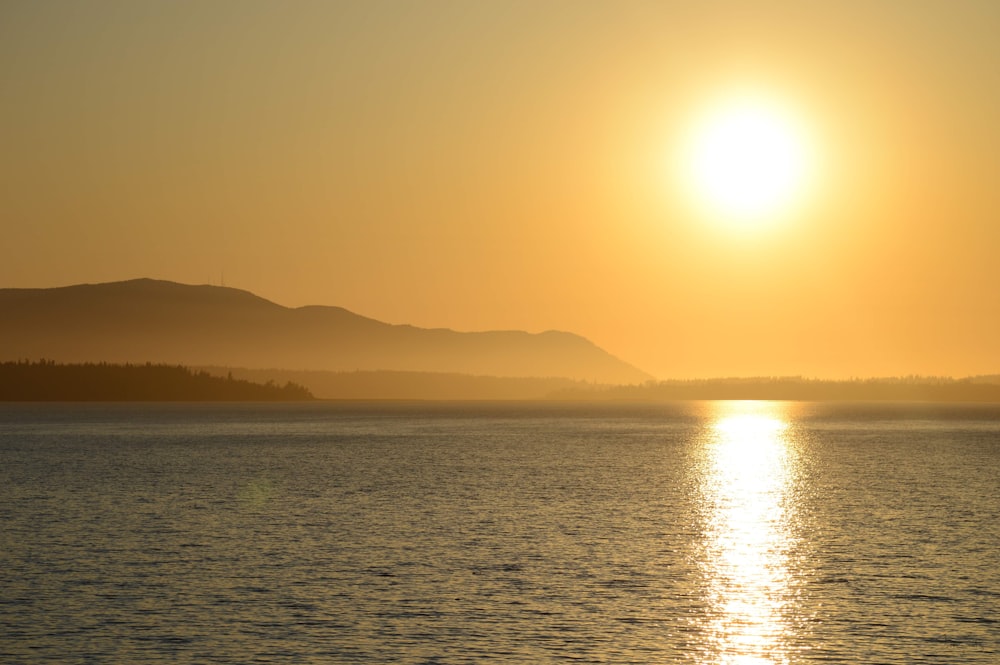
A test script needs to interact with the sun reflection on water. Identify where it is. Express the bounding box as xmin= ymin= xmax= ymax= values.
xmin=698 ymin=401 xmax=798 ymax=664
